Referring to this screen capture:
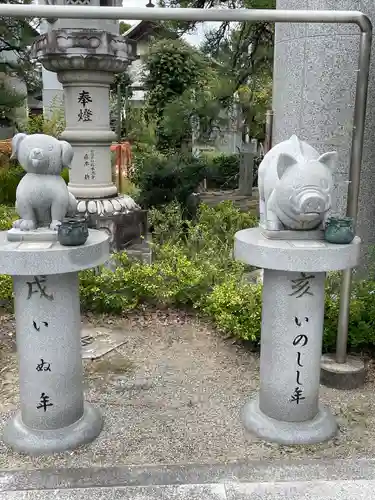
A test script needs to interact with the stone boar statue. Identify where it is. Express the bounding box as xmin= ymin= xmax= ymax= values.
xmin=258 ymin=135 xmax=338 ymax=231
